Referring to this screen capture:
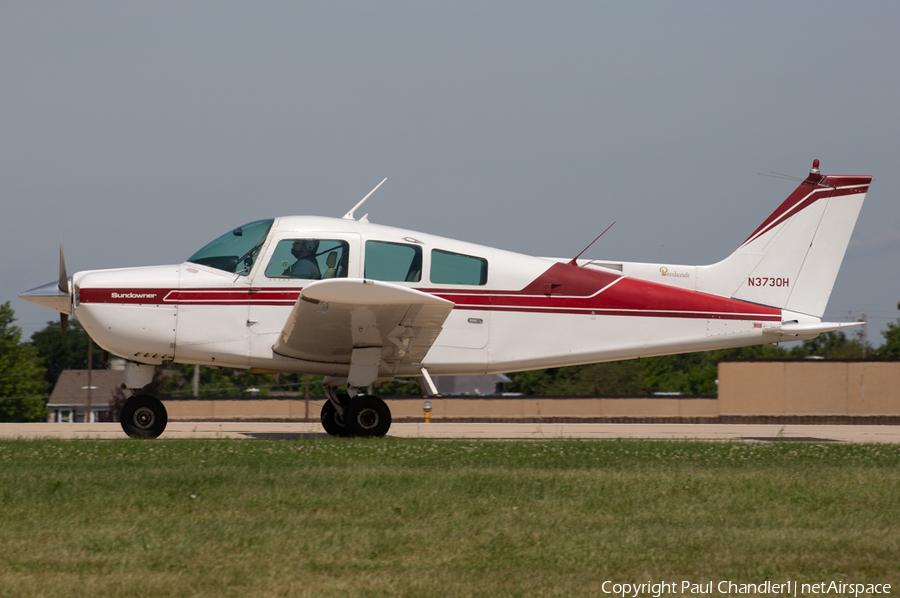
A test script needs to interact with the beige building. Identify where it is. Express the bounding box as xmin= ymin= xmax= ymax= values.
xmin=718 ymin=359 xmax=900 ymax=418
xmin=49 ymin=360 xmax=900 ymax=424
xmin=161 ymin=360 xmax=900 ymax=424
